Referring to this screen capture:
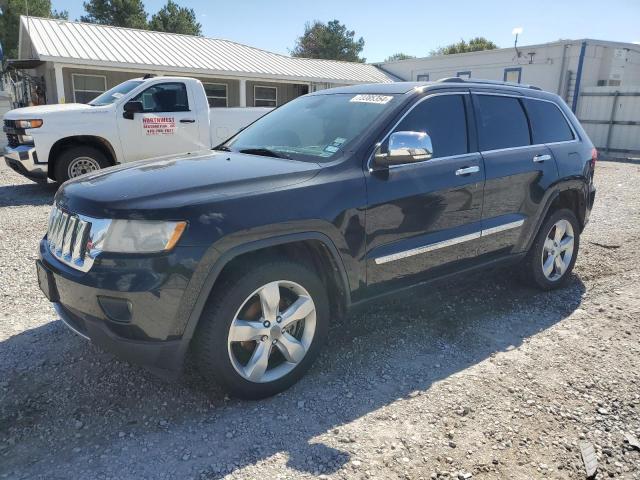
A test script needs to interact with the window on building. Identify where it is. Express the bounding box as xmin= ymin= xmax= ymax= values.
xmin=503 ymin=67 xmax=522 ymax=83
xmin=254 ymin=86 xmax=277 ymax=107
xmin=204 ymin=83 xmax=228 ymax=107
xmin=72 ymin=74 xmax=107 ymax=103
xmin=476 ymin=95 xmax=530 ymax=151
xmin=524 ymin=99 xmax=574 ymax=144
xmin=131 ymin=82 xmax=189 ymax=112
xmin=393 ymin=94 xmax=468 ymax=159
xmin=416 ymin=74 xmax=429 ymax=81
xmin=456 ymin=71 xmax=471 ymax=79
